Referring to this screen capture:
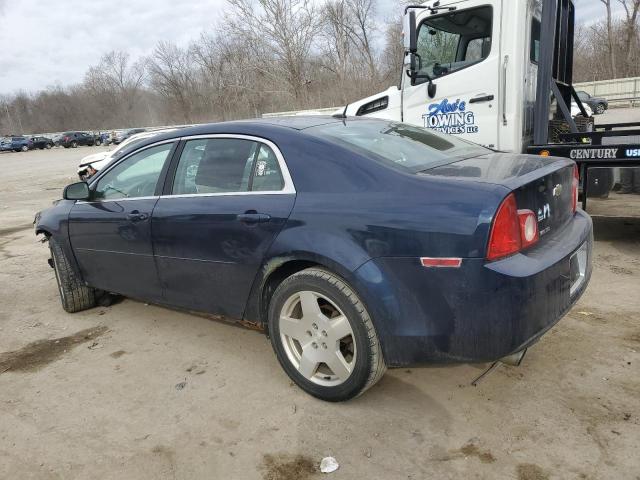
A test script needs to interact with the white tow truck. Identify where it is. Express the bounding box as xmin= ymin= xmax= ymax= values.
xmin=343 ymin=0 xmax=640 ymax=206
